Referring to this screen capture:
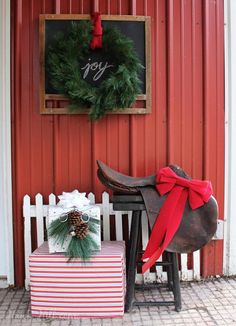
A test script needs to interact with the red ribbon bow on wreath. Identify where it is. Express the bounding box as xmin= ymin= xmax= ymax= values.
xmin=142 ymin=166 xmax=213 ymax=274
xmin=90 ymin=12 xmax=103 ymax=50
